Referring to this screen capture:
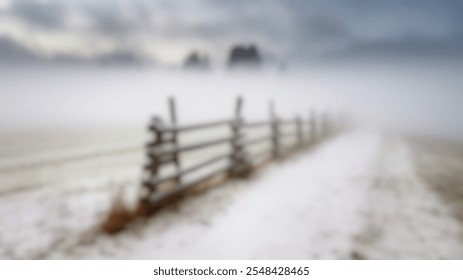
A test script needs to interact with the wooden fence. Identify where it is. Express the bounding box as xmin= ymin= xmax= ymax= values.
xmin=139 ymin=97 xmax=335 ymax=214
